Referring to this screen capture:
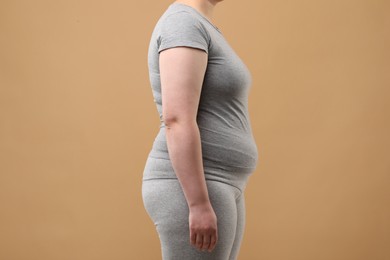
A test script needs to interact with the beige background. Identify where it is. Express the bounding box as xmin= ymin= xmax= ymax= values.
xmin=0 ymin=0 xmax=389 ymax=259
